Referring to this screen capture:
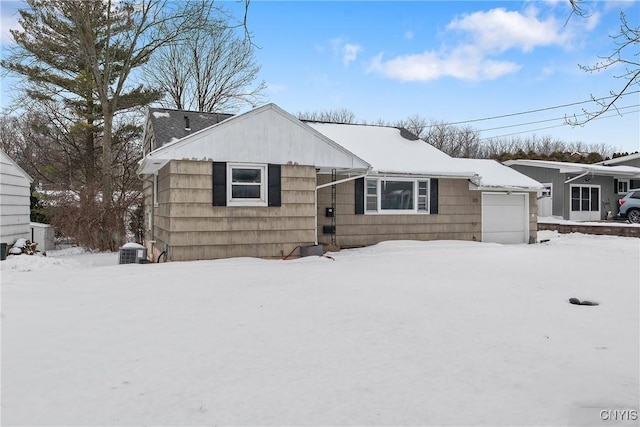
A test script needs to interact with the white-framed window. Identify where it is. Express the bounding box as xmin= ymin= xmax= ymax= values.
xmin=365 ymin=178 xmax=430 ymax=214
xmin=570 ymin=184 xmax=600 ymax=212
xmin=617 ymin=179 xmax=630 ymax=194
xmin=227 ymin=163 xmax=267 ymax=206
